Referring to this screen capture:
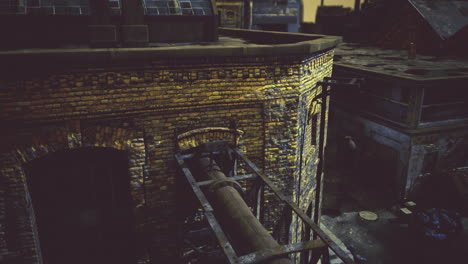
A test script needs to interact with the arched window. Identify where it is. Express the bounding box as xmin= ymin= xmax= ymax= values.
xmin=25 ymin=147 xmax=136 ymax=264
